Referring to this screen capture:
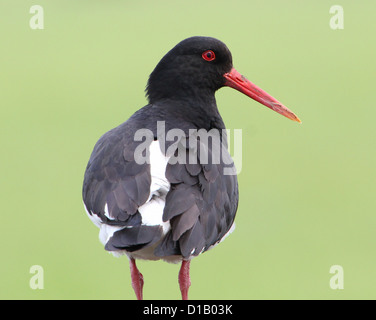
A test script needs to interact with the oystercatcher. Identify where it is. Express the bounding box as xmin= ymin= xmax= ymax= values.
xmin=82 ymin=36 xmax=300 ymax=300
